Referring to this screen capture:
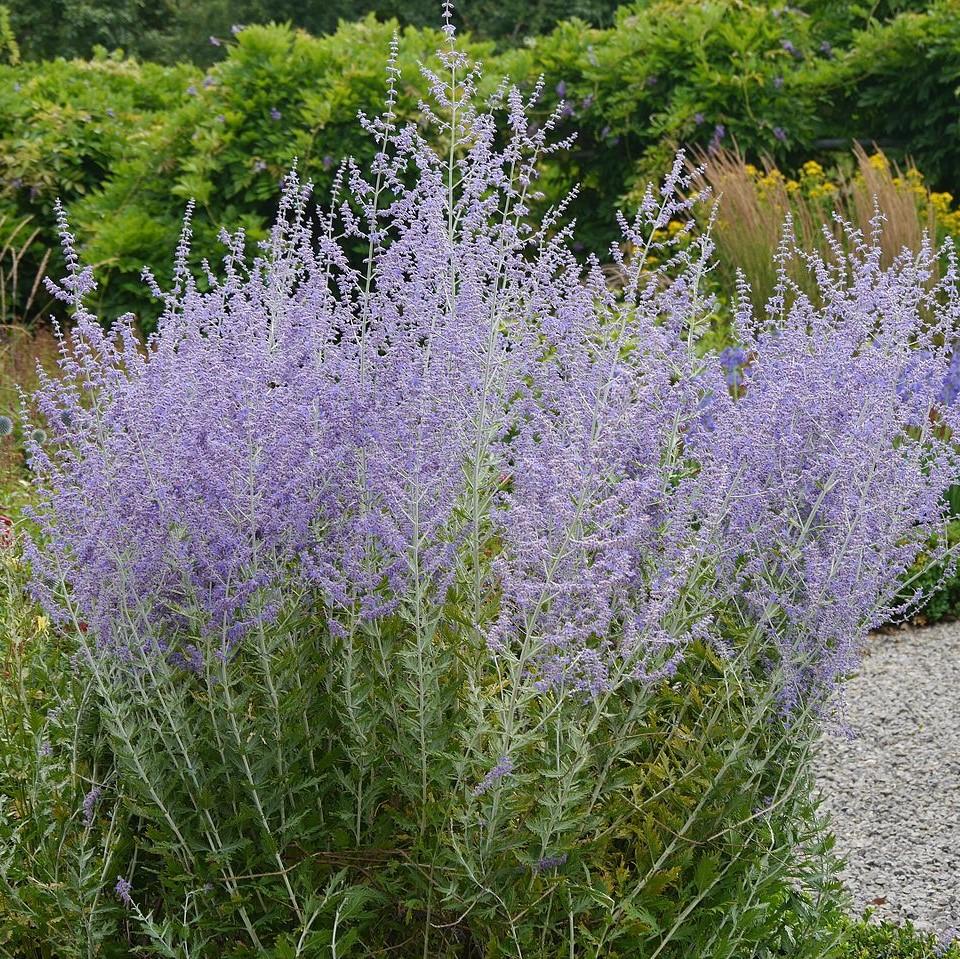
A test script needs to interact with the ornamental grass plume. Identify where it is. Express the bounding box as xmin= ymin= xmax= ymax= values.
xmin=13 ymin=10 xmax=960 ymax=957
